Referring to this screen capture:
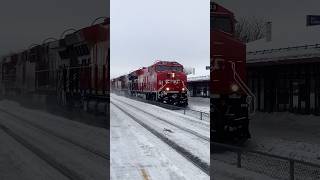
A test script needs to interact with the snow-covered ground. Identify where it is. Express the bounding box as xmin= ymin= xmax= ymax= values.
xmin=211 ymin=160 xmax=278 ymax=180
xmin=0 ymin=99 xmax=109 ymax=179
xmin=248 ymin=112 xmax=320 ymax=164
xmin=111 ymin=94 xmax=210 ymax=162
xmin=172 ymin=96 xmax=210 ymax=121
xmin=212 ymin=112 xmax=320 ymax=180
xmin=188 ymin=97 xmax=210 ymax=113
xmin=110 ymin=96 xmax=209 ymax=180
